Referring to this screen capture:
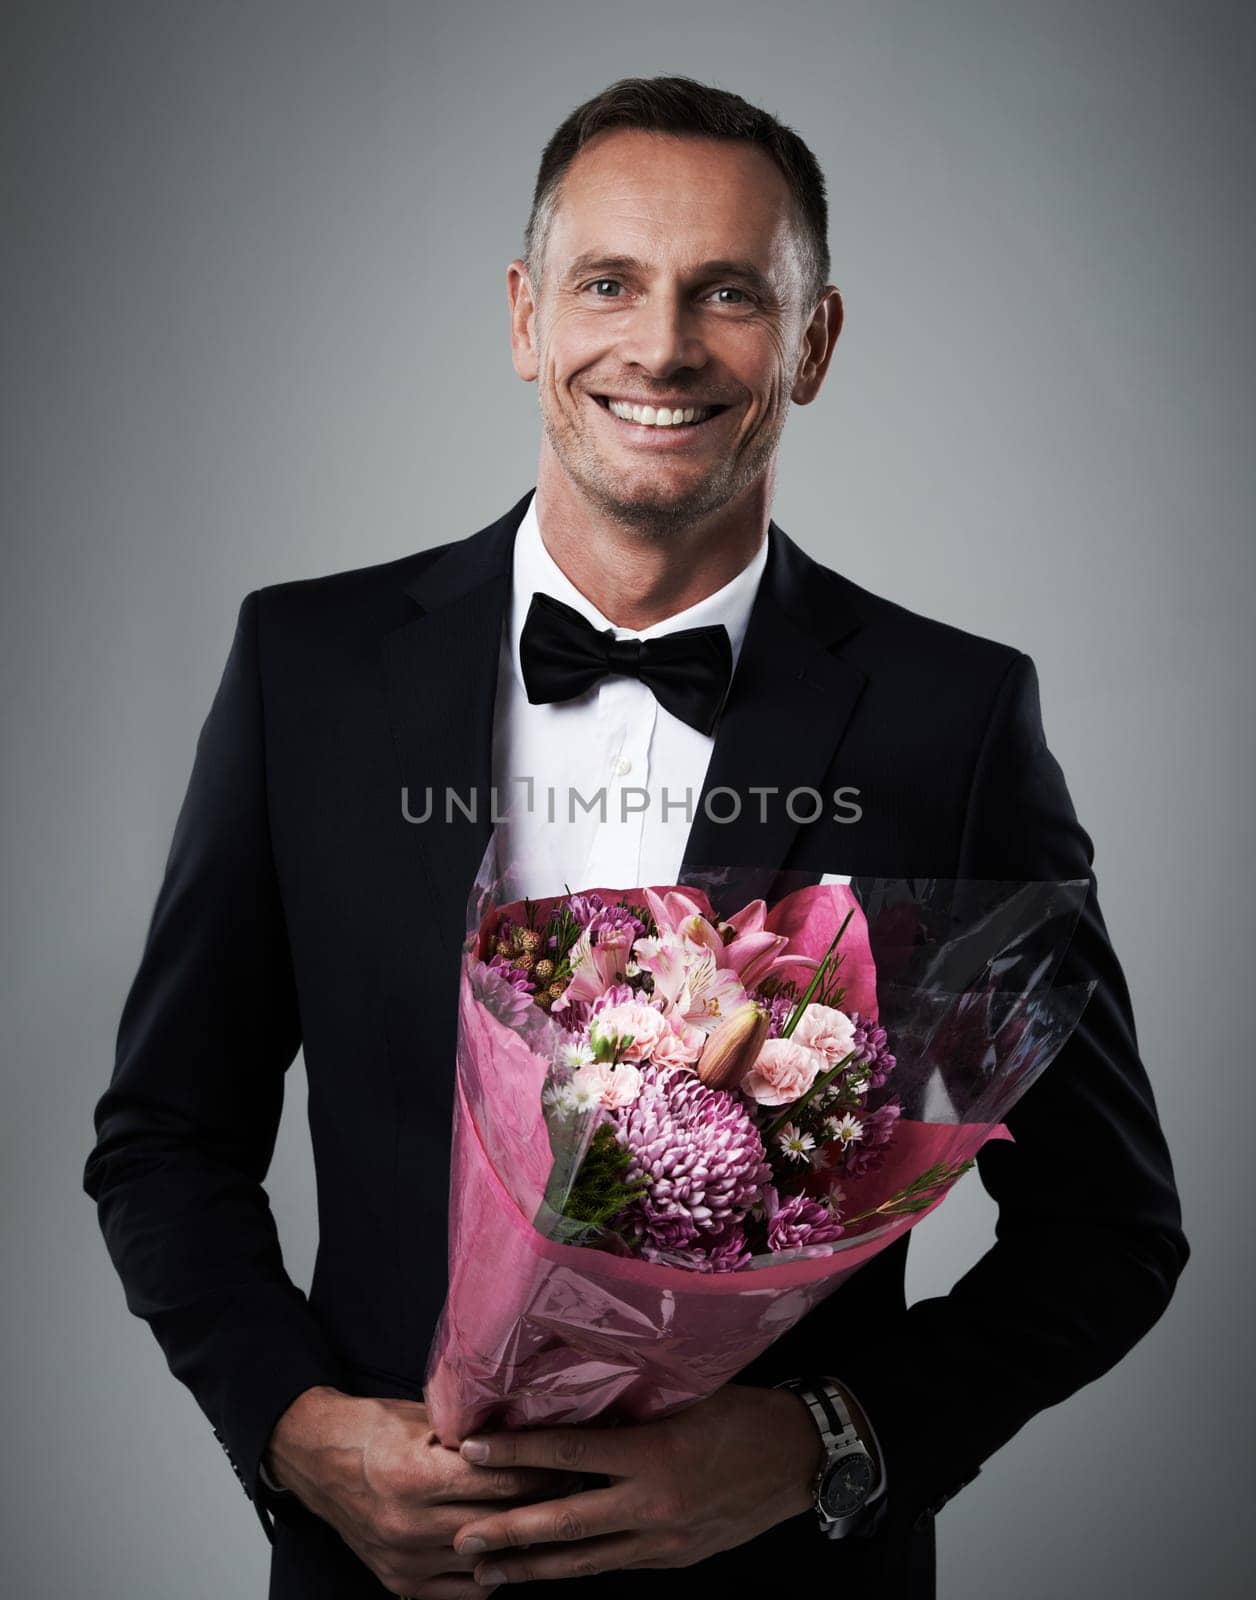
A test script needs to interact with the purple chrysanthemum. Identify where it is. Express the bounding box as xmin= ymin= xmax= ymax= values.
xmin=487 ymin=952 xmax=534 ymax=993
xmin=849 ymin=1011 xmax=896 ymax=1088
xmin=471 ymin=957 xmax=537 ymax=1029
xmin=565 ymin=891 xmax=606 ymax=926
xmin=552 ymin=981 xmax=637 ymax=1038
xmin=589 ymin=905 xmax=645 ymax=946
xmin=839 ymin=1097 xmax=902 ymax=1177
xmin=763 ymin=1184 xmax=846 ymax=1252
xmin=589 ymin=983 xmax=637 ymax=1016
xmin=634 ymin=1203 xmax=699 ymax=1251
xmin=761 ymin=991 xmax=797 ymax=1039
xmin=612 ymin=1062 xmax=771 ymax=1251
xmin=641 ymin=1217 xmax=753 ymax=1274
